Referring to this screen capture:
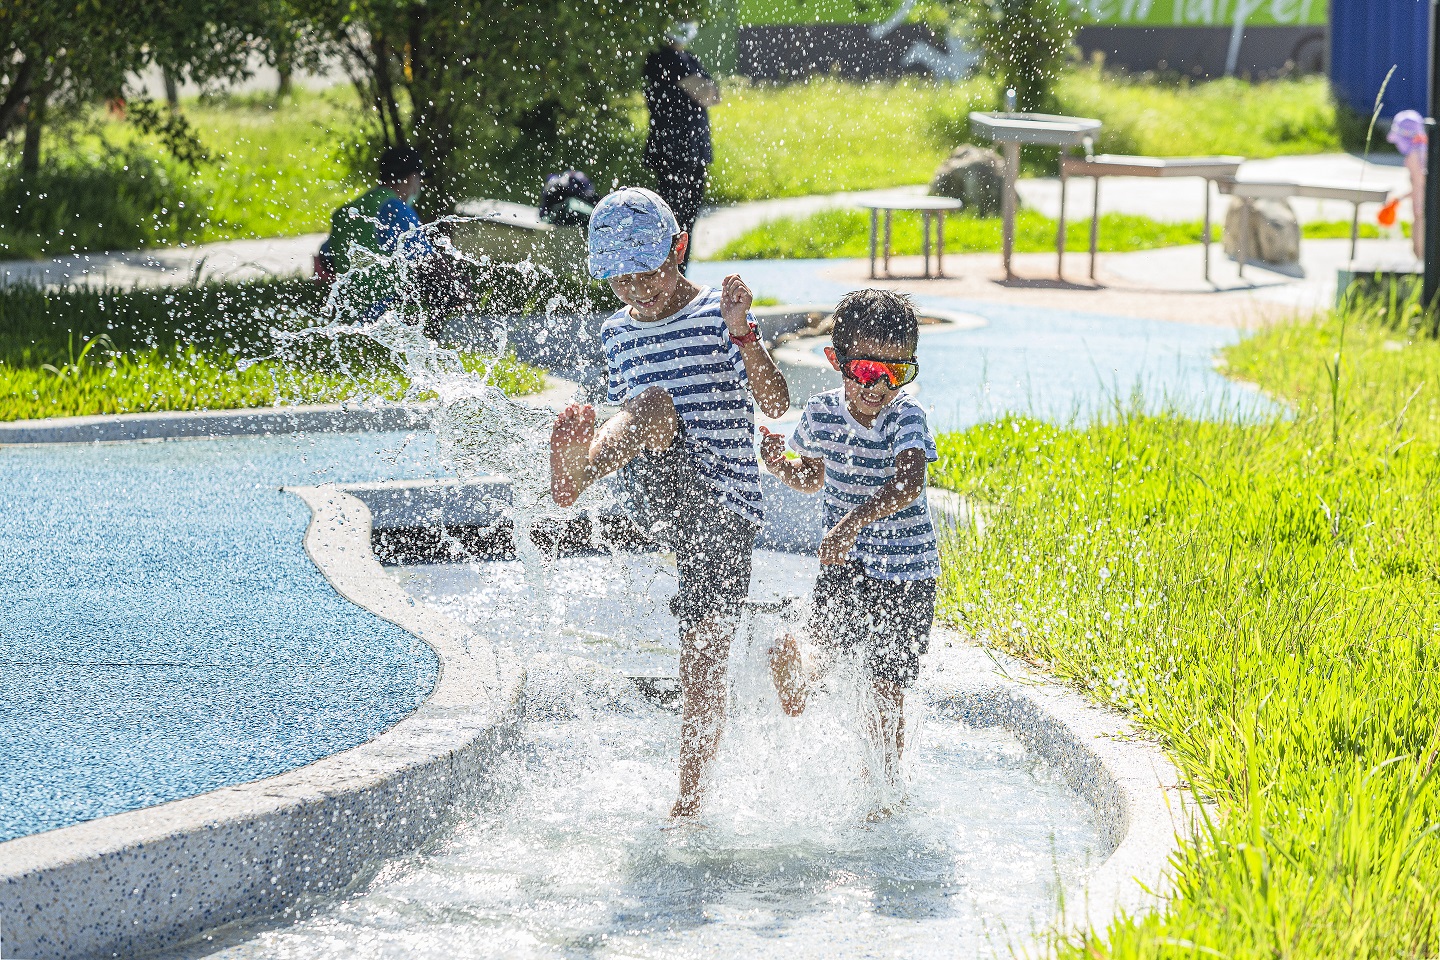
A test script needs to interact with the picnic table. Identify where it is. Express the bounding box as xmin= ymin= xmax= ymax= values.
xmin=1058 ymin=155 xmax=1245 ymax=282
xmin=860 ymin=197 xmax=966 ymax=279
xmin=970 ymin=112 xmax=1103 ymax=280
xmin=1216 ymin=178 xmax=1391 ymax=277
